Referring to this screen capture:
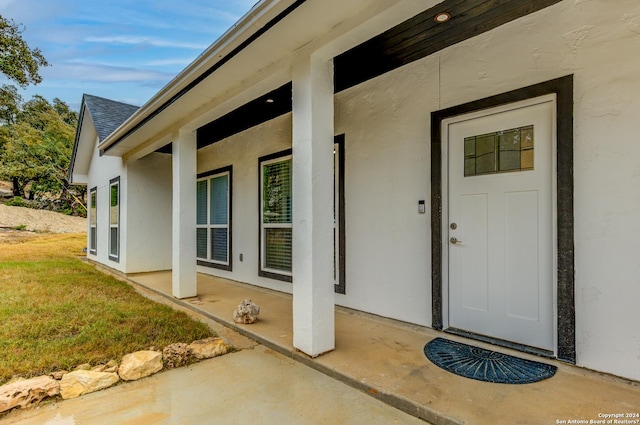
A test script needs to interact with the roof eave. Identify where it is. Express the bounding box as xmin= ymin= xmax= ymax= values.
xmin=67 ymin=97 xmax=89 ymax=184
xmin=97 ymin=0 xmax=298 ymax=155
